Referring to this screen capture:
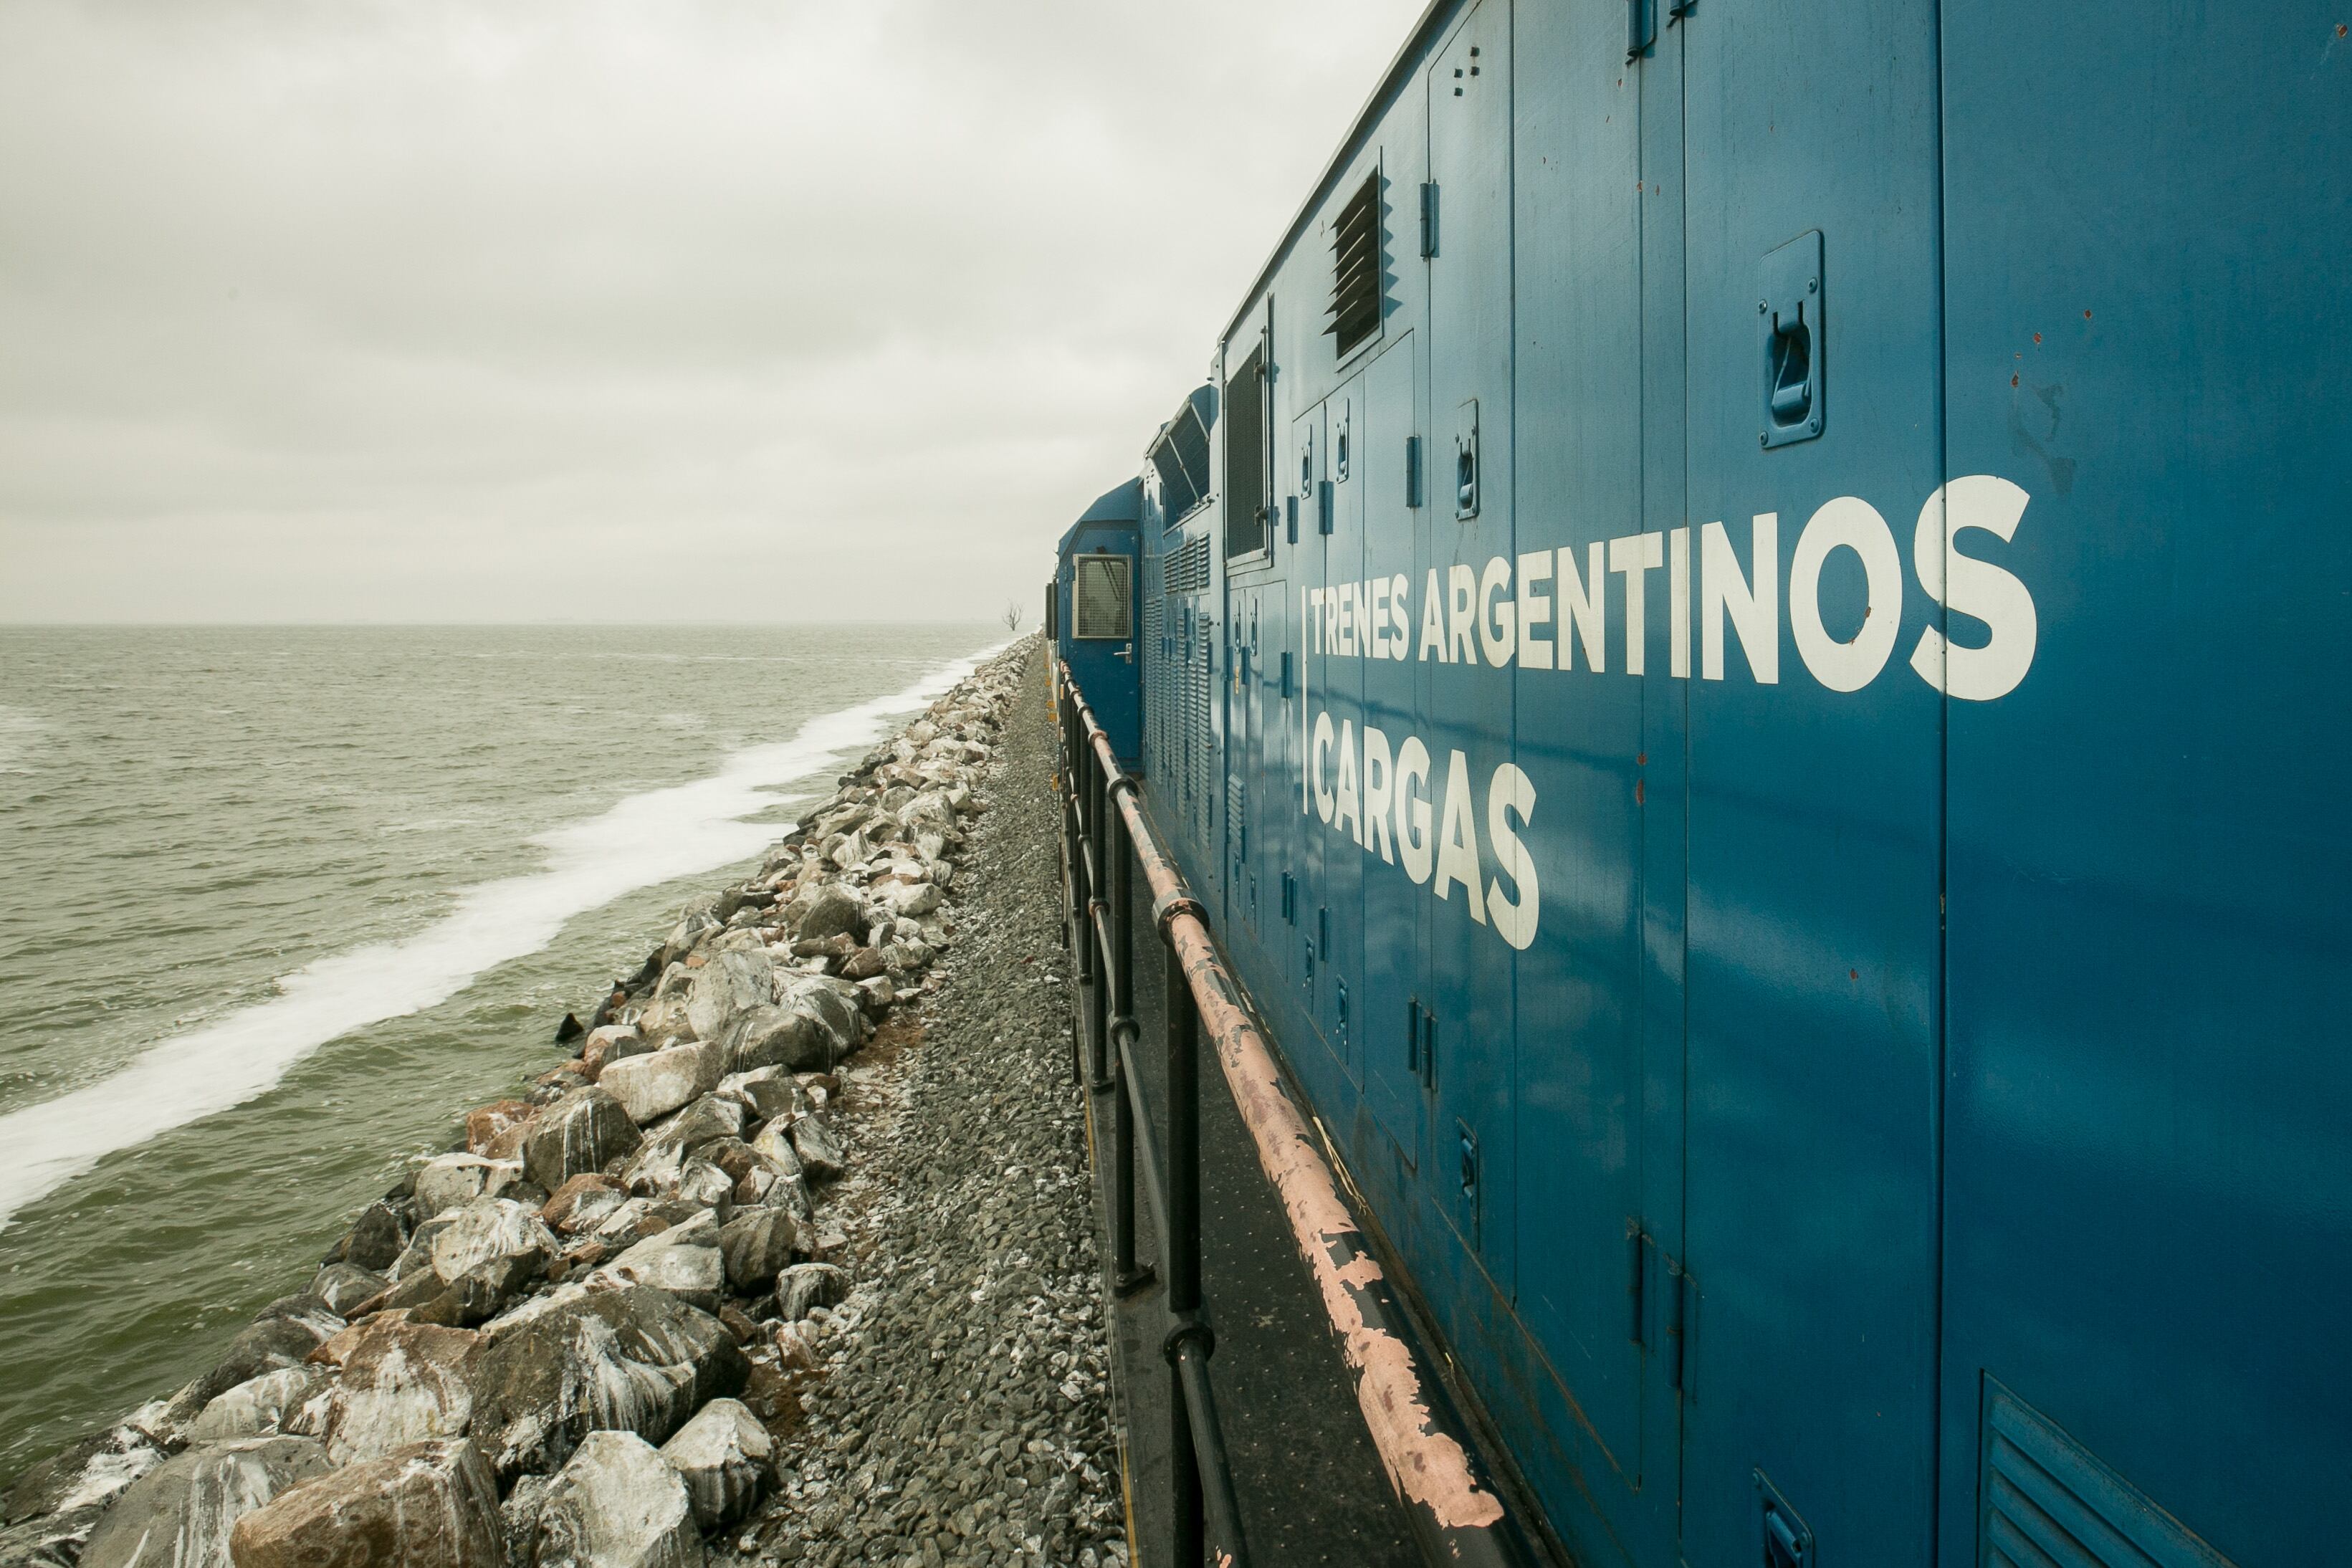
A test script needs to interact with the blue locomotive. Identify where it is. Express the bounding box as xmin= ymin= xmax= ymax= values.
xmin=1054 ymin=2 xmax=2350 ymax=1563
